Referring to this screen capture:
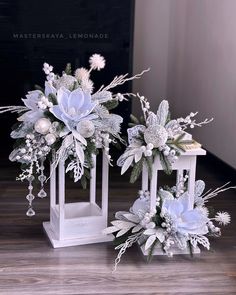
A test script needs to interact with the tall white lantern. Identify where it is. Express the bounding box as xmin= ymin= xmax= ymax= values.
xmin=140 ymin=147 xmax=206 ymax=255
xmin=43 ymin=149 xmax=112 ymax=248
